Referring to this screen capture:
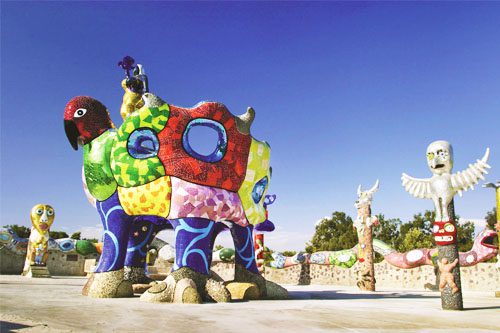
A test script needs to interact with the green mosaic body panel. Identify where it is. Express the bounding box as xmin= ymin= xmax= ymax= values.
xmin=329 ymin=250 xmax=358 ymax=268
xmin=83 ymin=130 xmax=118 ymax=201
xmin=111 ymin=103 xmax=170 ymax=187
xmin=237 ymin=138 xmax=271 ymax=225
